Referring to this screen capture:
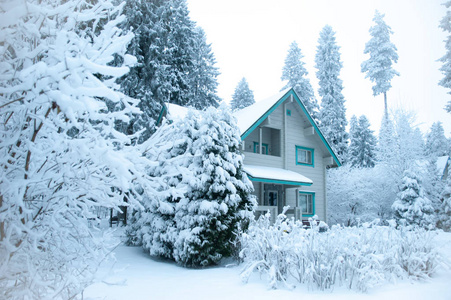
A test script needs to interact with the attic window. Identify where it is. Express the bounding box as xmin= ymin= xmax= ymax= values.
xmin=296 ymin=145 xmax=314 ymax=167
xmin=286 ymin=109 xmax=291 ymax=116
